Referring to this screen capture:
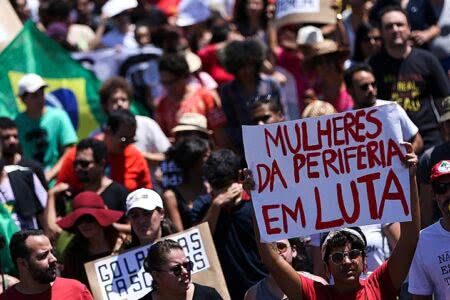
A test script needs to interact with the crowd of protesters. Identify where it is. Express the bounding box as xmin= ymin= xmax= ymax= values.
xmin=0 ymin=0 xmax=450 ymax=299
